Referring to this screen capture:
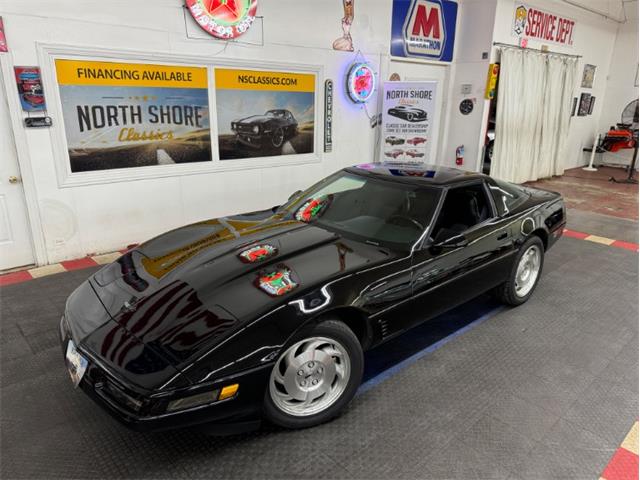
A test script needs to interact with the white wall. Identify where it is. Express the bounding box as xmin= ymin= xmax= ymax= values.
xmin=491 ymin=0 xmax=620 ymax=169
xmin=2 ymin=0 xmax=477 ymax=266
xmin=0 ymin=0 xmax=391 ymax=264
xmin=598 ymin=1 xmax=639 ymax=166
